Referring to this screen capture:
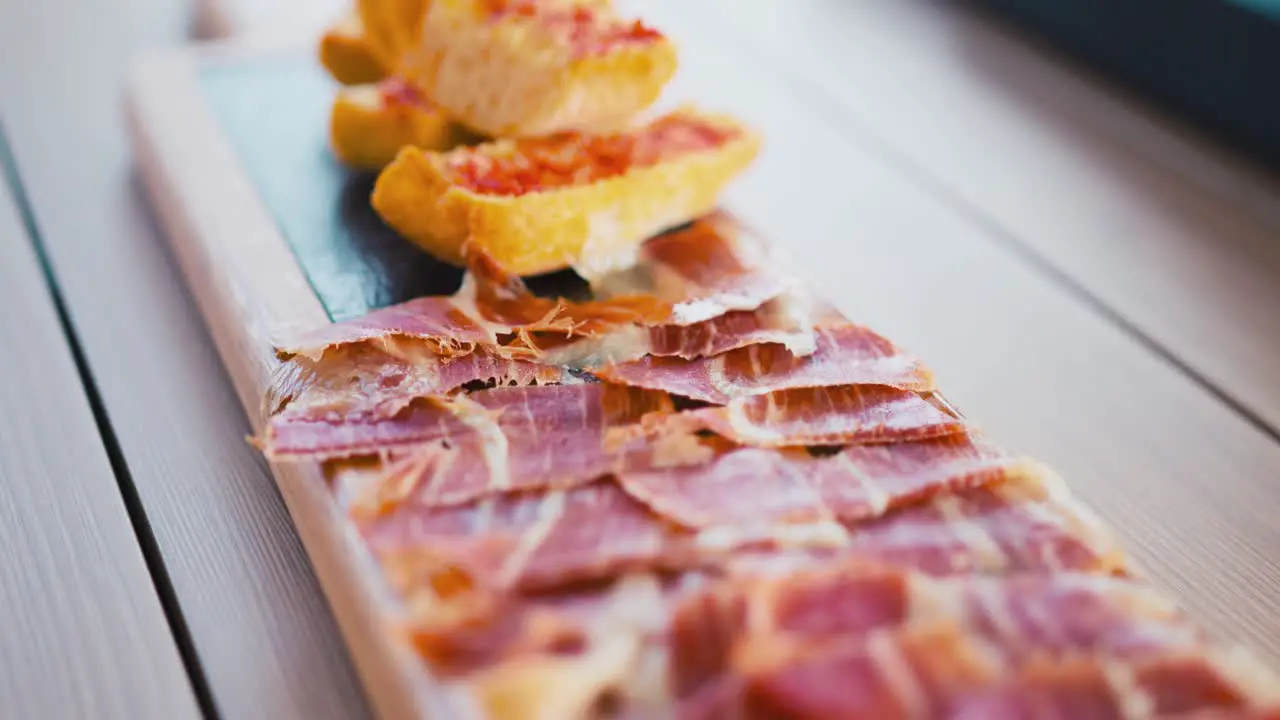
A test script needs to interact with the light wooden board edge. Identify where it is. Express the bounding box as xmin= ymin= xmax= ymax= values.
xmin=126 ymin=42 xmax=471 ymax=720
xmin=122 ymin=20 xmax=1280 ymax=707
